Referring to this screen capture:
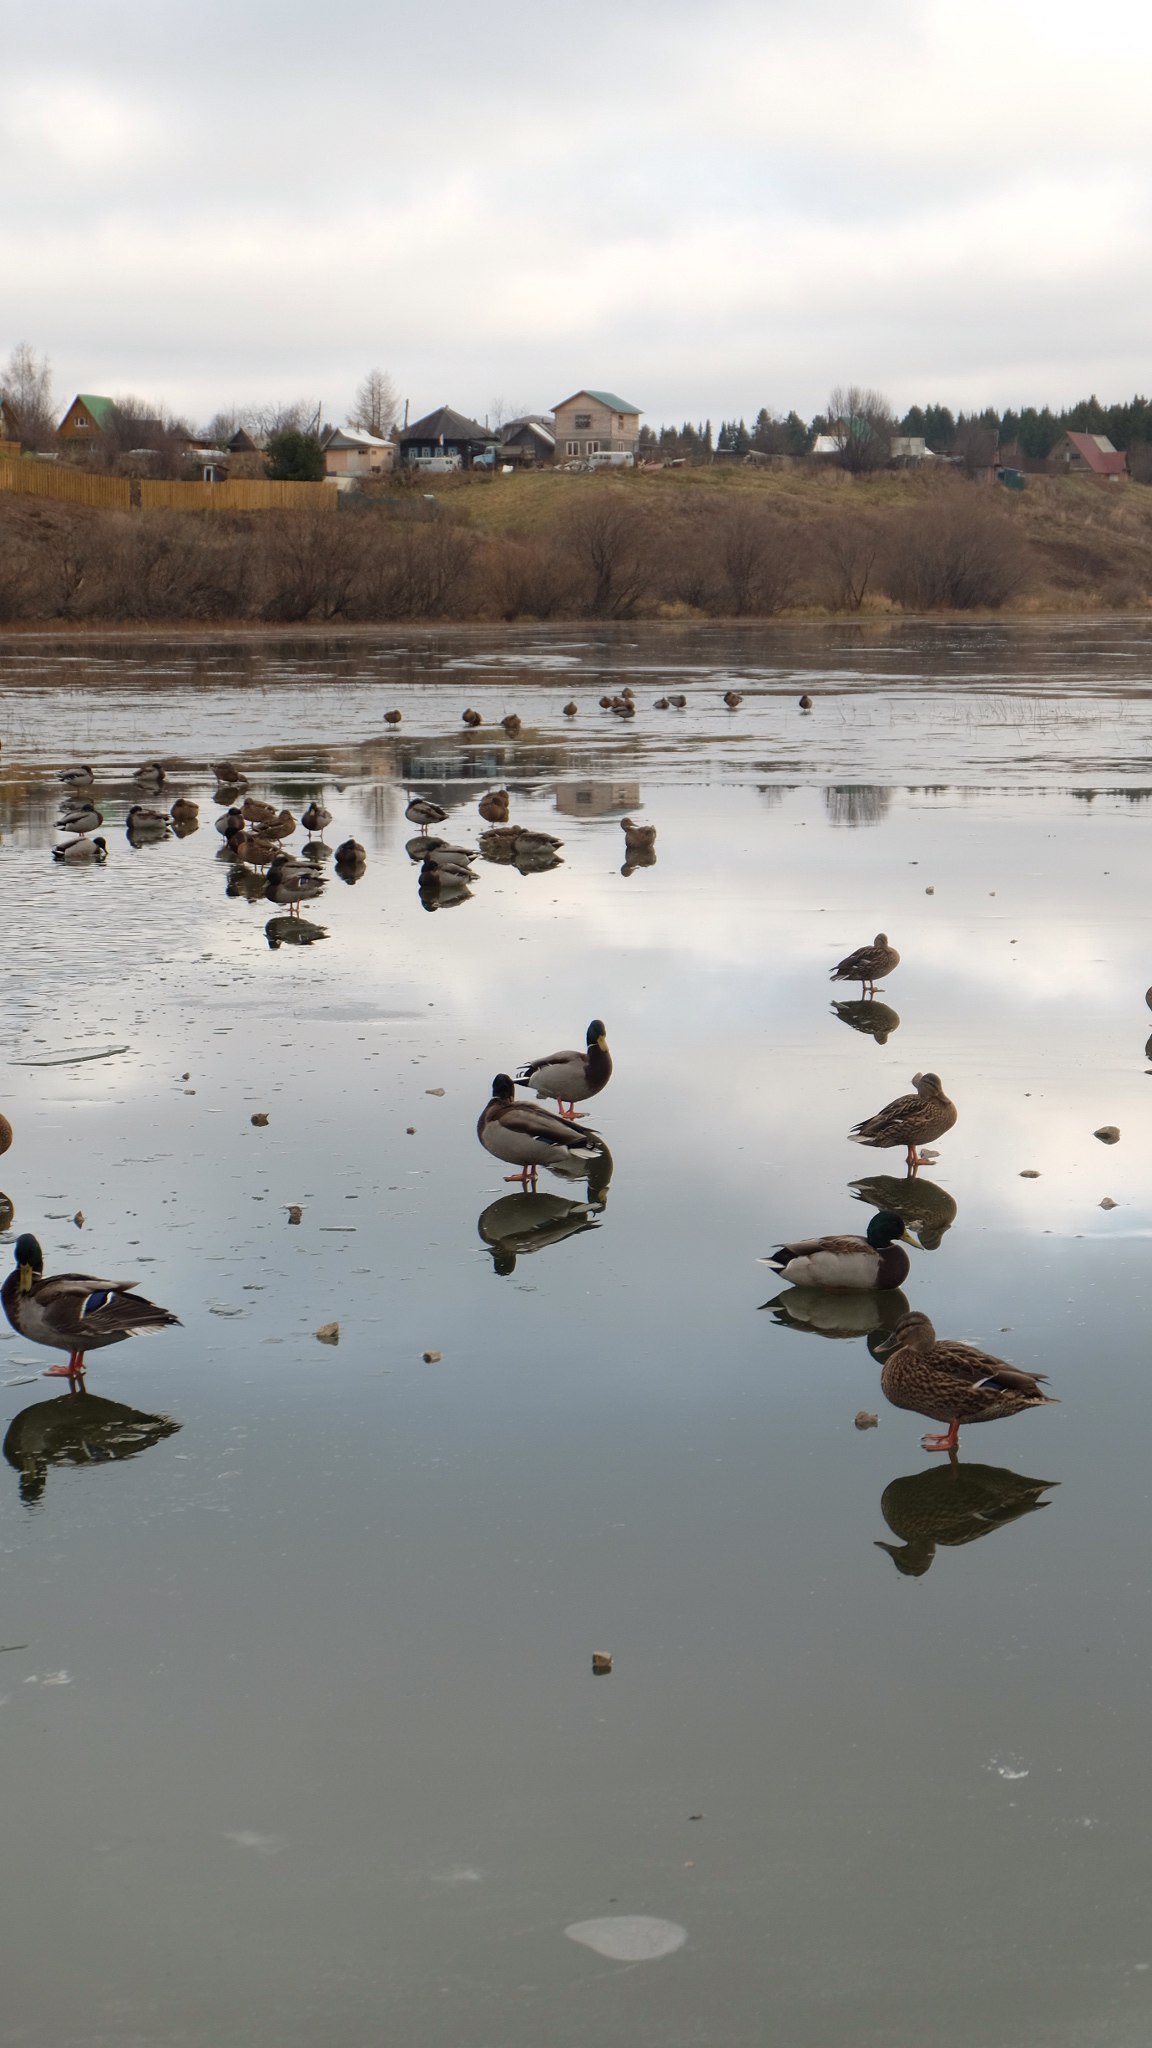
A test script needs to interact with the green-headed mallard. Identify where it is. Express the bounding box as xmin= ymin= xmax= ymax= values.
xmin=875 ymin=1311 xmax=1057 ymax=1454
xmin=831 ymin=933 xmax=900 ymax=997
xmin=477 ymin=1075 xmax=606 ymax=1188
xmin=135 ymin=762 xmax=166 ymax=789
xmin=477 ymin=1191 xmax=604 ymax=1275
xmin=58 ymin=764 xmax=94 ymax=786
xmin=53 ymin=834 xmax=109 ymax=864
xmin=517 ymin=1020 xmax=612 ymax=1121
xmin=57 ymin=802 xmax=103 ymax=836
xmin=849 ymin=1071 xmax=956 ymax=1172
xmin=2 ymin=1234 xmax=179 ymax=1385
xmin=849 ymin=1173 xmax=958 ymax=1252
xmin=405 ymin=796 xmax=447 ymax=828
xmin=760 ymin=1210 xmax=911 ymax=1292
